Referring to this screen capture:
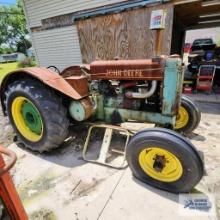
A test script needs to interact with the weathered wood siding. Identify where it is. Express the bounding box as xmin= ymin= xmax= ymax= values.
xmin=32 ymin=26 xmax=82 ymax=70
xmin=22 ymin=1 xmax=174 ymax=69
xmin=22 ymin=0 xmax=128 ymax=69
xmin=77 ymin=3 xmax=174 ymax=63
xmin=23 ymin=0 xmax=128 ymax=28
